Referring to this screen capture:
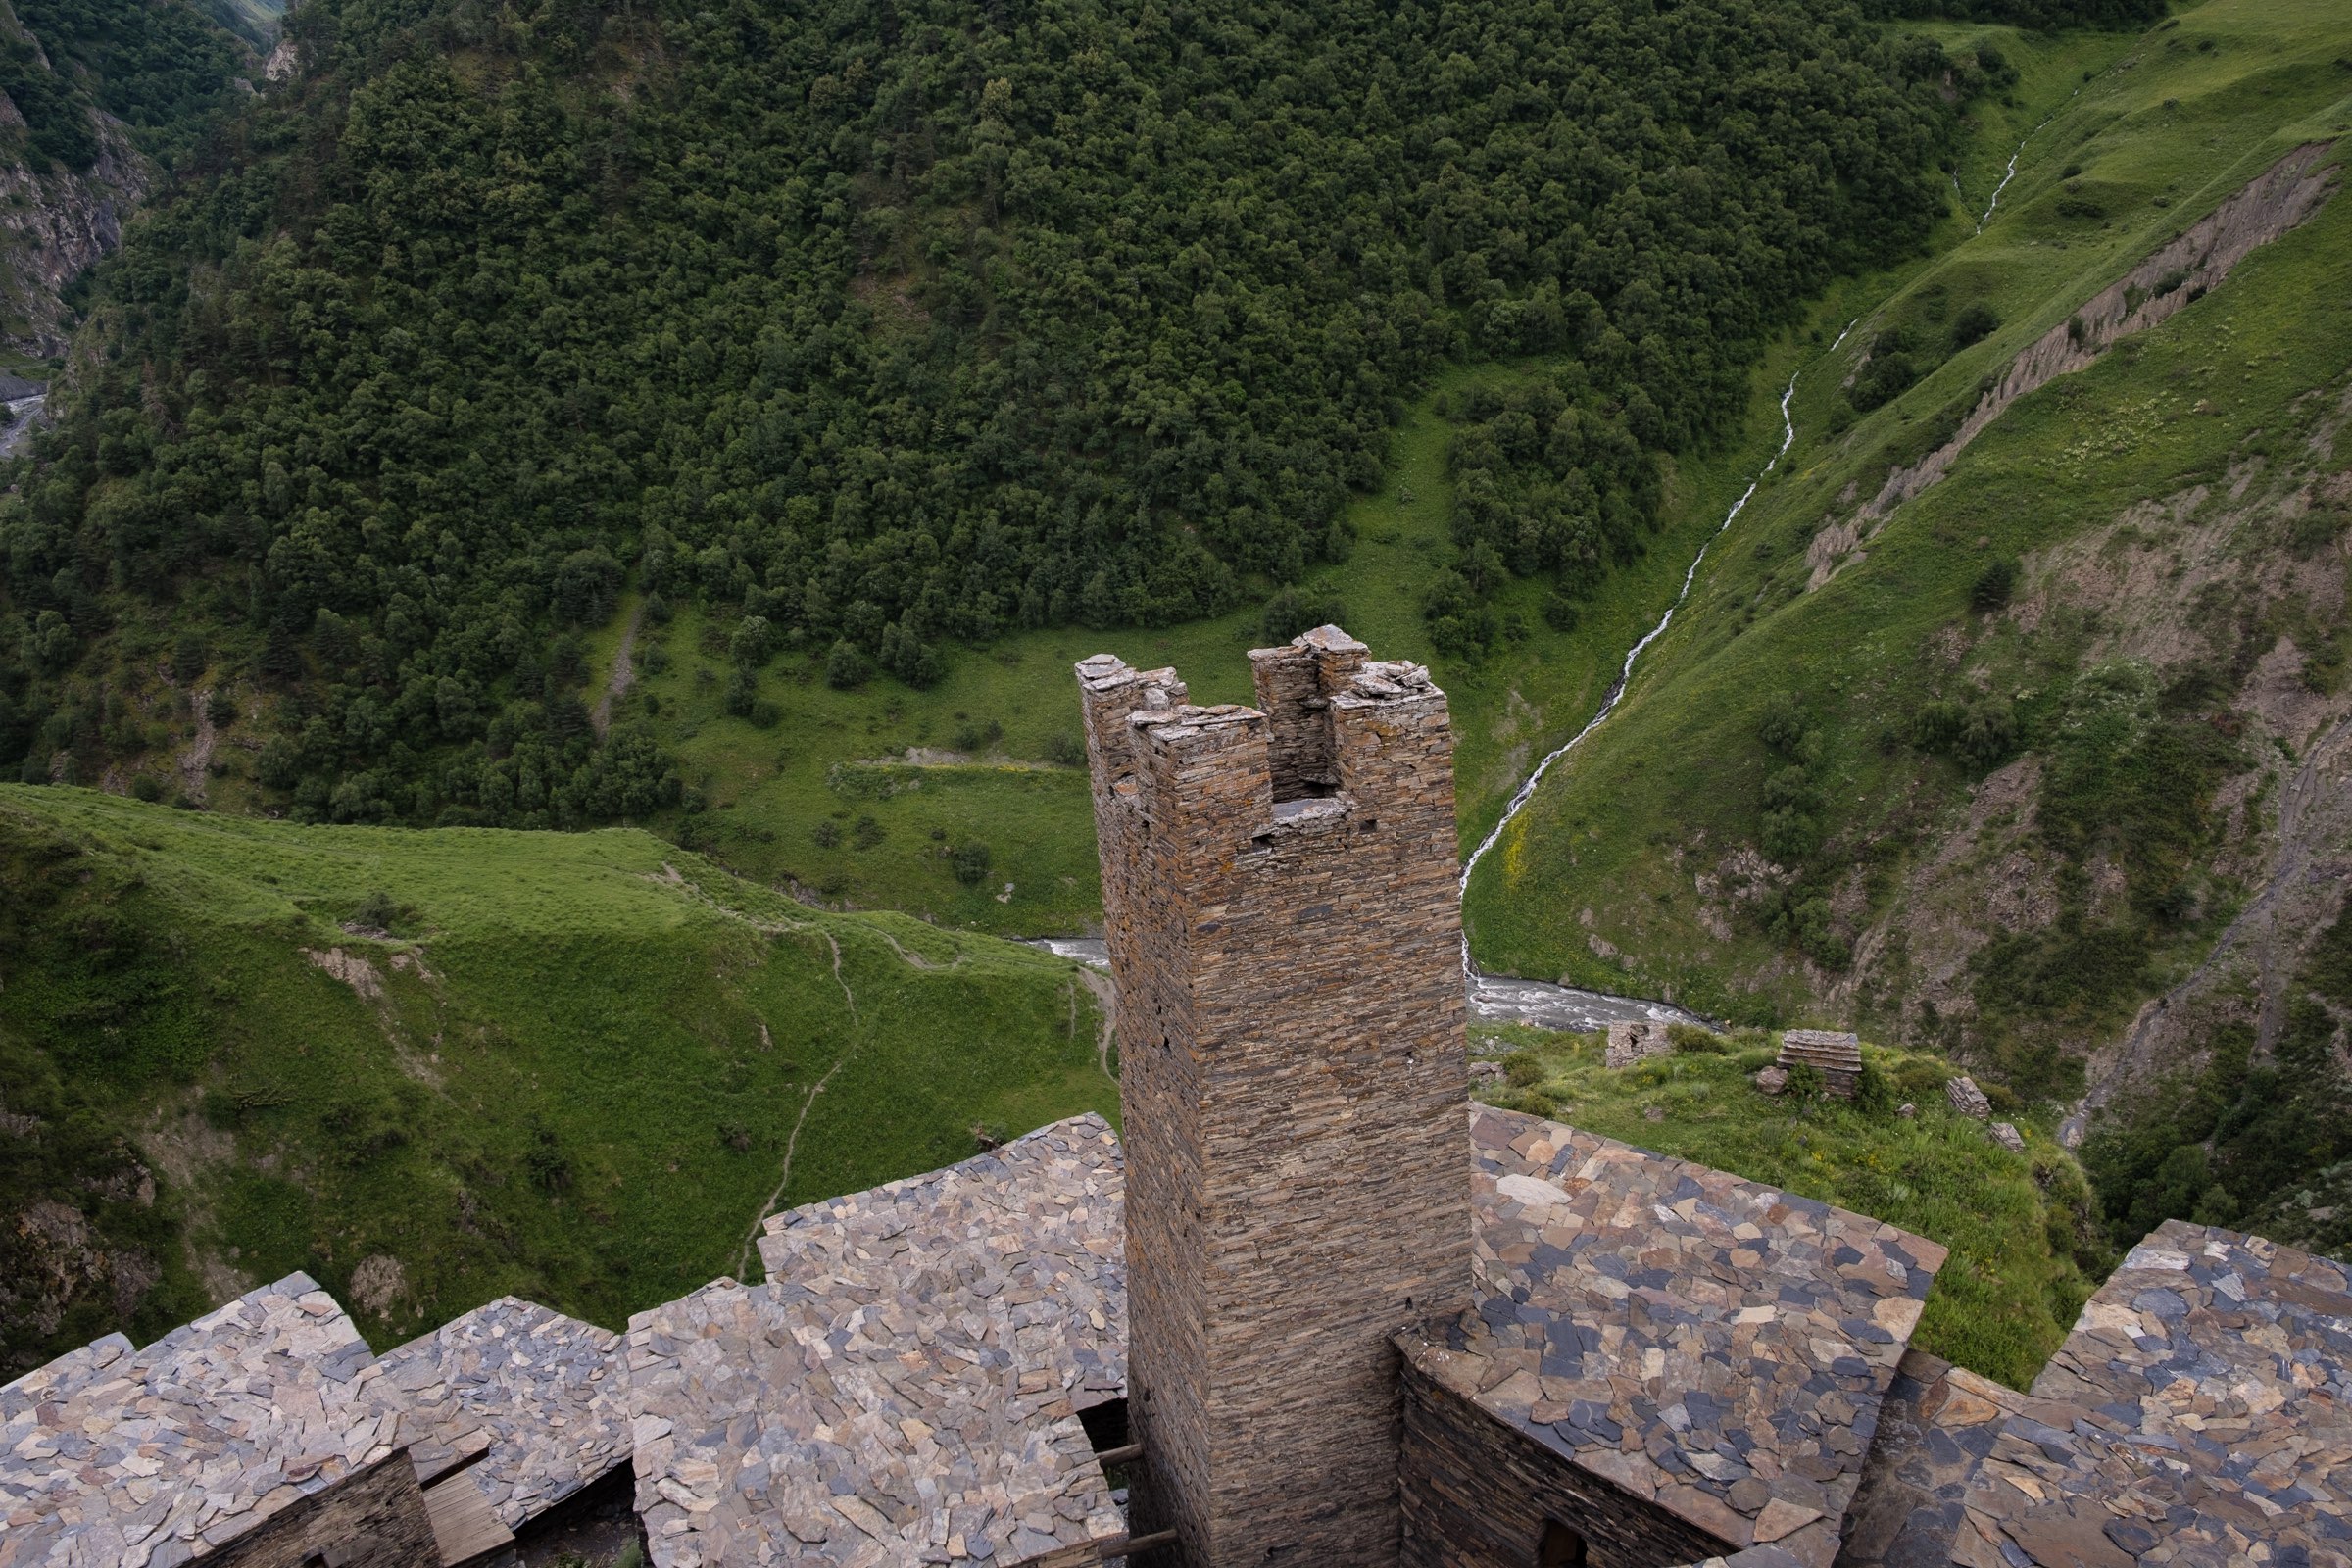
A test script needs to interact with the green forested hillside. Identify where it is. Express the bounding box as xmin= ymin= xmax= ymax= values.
xmin=1467 ymin=0 xmax=2352 ymax=1245
xmin=0 ymin=0 xmax=265 ymax=359
xmin=4 ymin=0 xmax=256 ymax=167
xmin=1 ymin=0 xmax=1996 ymax=824
xmin=0 ymin=785 xmax=1112 ymax=1374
